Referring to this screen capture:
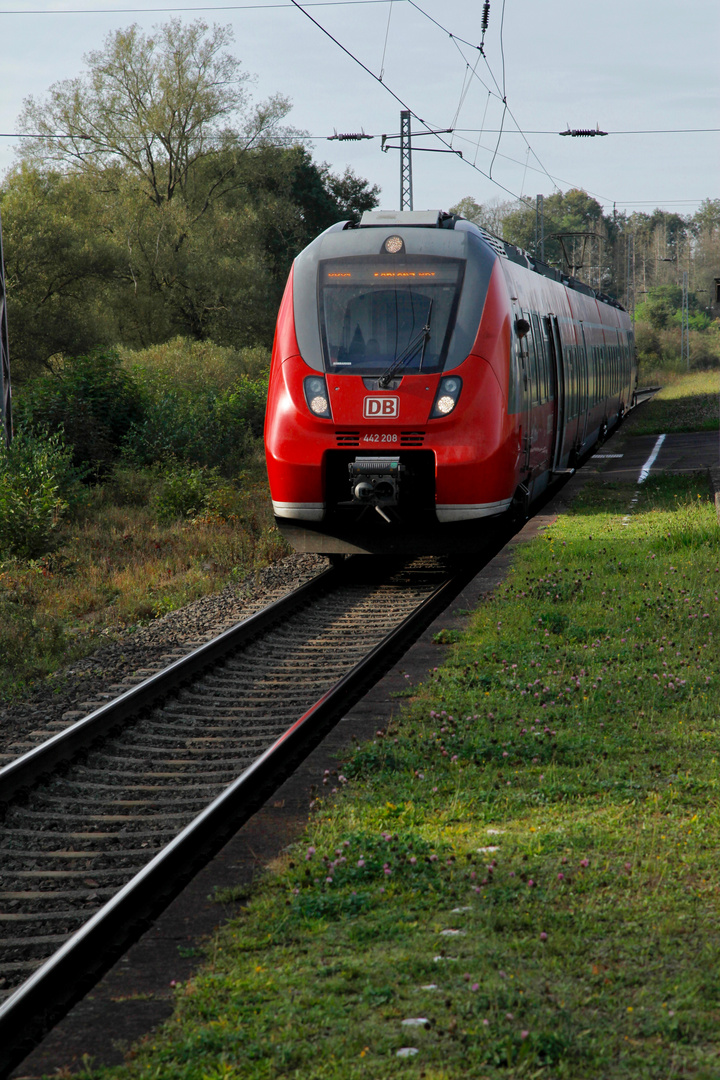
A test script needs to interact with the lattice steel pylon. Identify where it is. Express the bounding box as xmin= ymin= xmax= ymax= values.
xmin=0 ymin=207 xmax=11 ymax=449
xmin=681 ymin=271 xmax=690 ymax=370
xmin=400 ymin=110 xmax=413 ymax=211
